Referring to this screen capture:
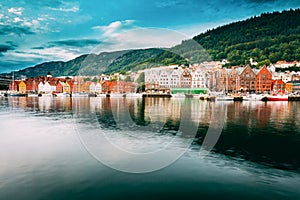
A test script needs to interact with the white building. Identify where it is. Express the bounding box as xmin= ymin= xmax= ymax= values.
xmin=90 ymin=82 xmax=96 ymax=93
xmin=95 ymin=82 xmax=102 ymax=93
xmin=191 ymin=67 xmax=207 ymax=88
